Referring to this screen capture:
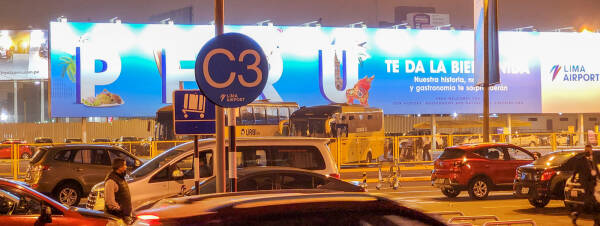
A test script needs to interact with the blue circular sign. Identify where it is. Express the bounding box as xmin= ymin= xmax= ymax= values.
xmin=195 ymin=33 xmax=268 ymax=108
